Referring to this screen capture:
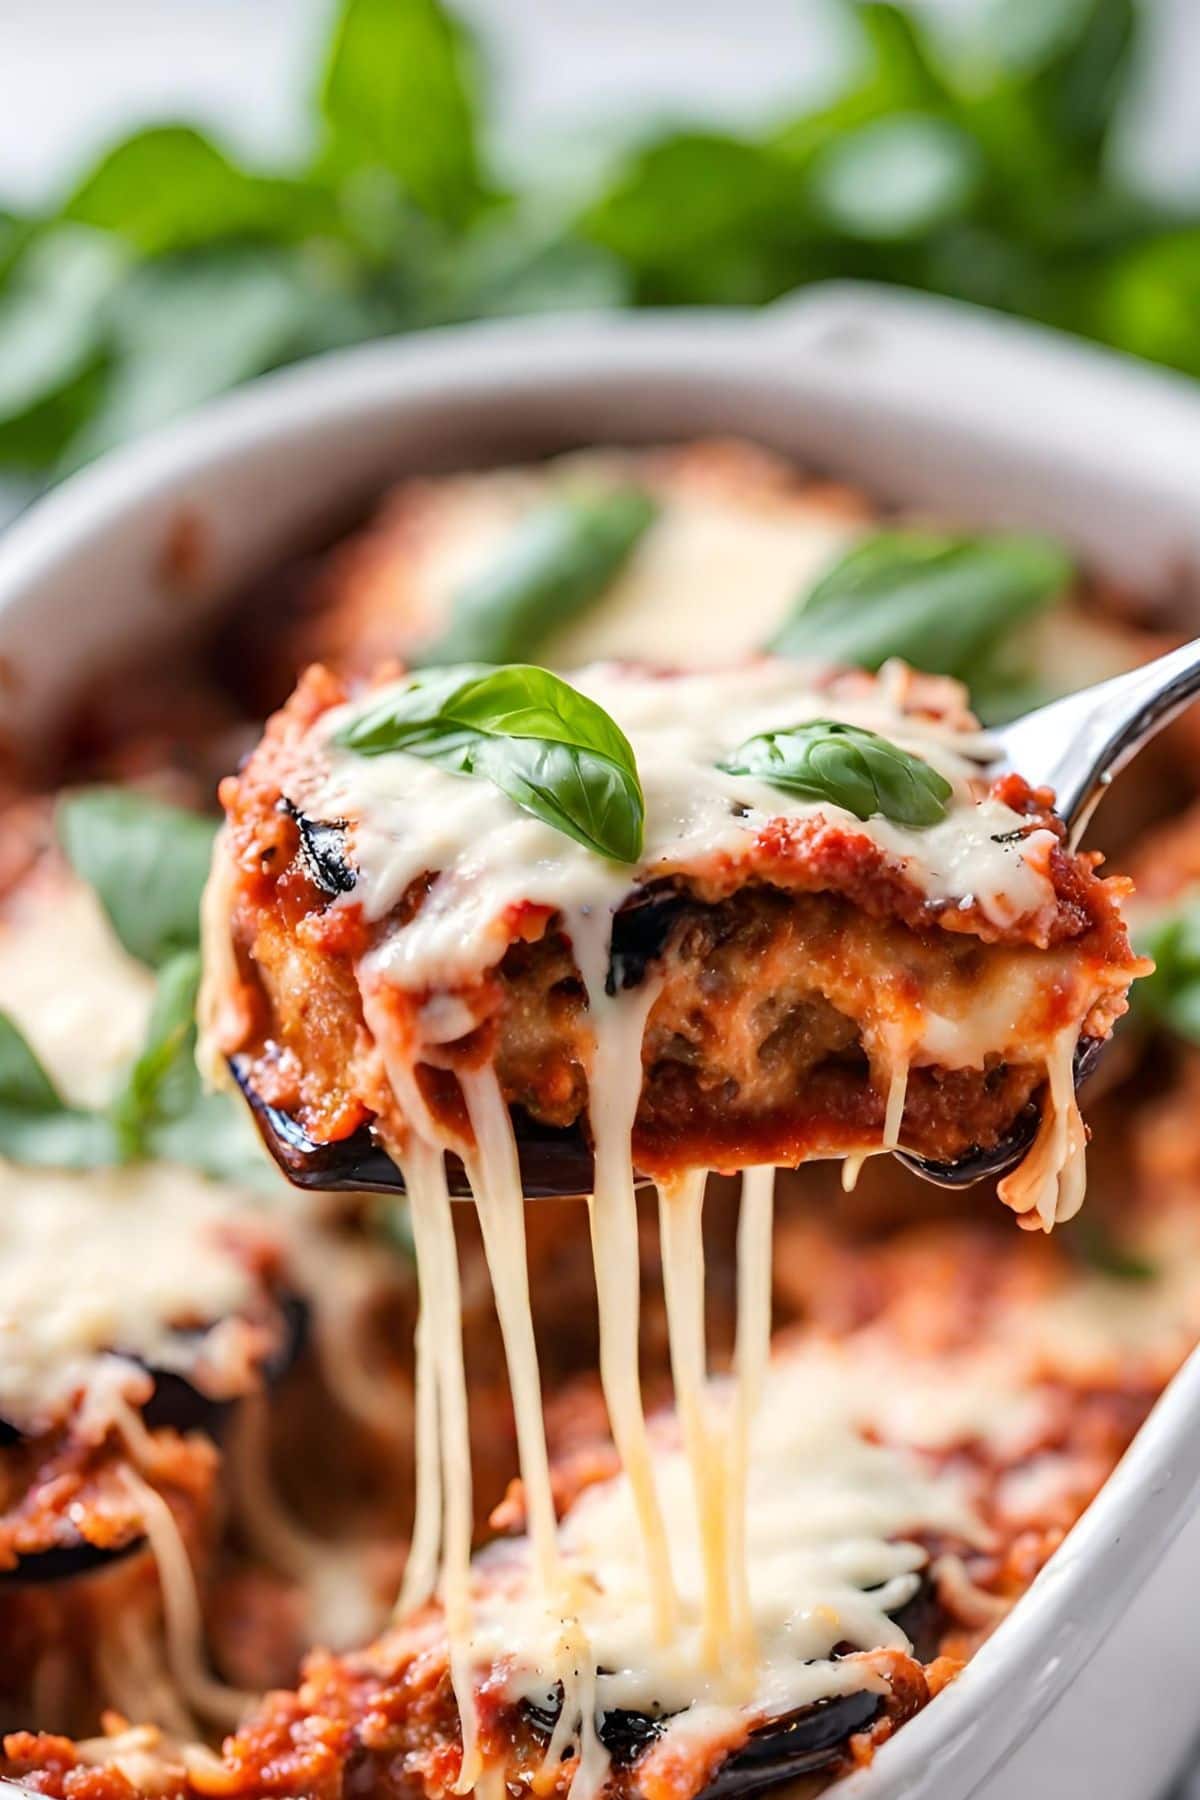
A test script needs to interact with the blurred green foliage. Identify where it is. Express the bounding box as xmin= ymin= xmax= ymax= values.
xmin=0 ymin=0 xmax=1195 ymax=485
